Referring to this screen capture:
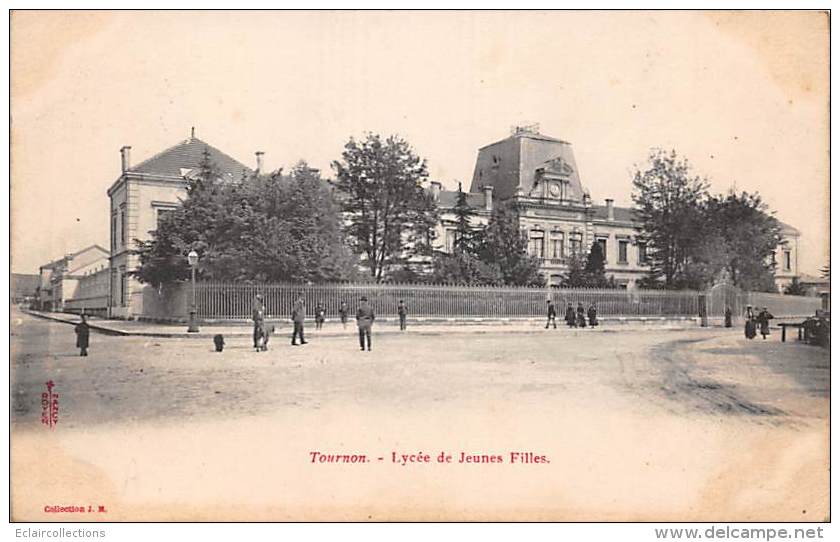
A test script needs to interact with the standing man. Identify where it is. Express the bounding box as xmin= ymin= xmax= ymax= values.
xmin=291 ymin=296 xmax=308 ymax=346
xmin=338 ymin=301 xmax=349 ymax=330
xmin=398 ymin=299 xmax=408 ymax=331
xmin=74 ymin=314 xmax=90 ymax=357
xmin=545 ymin=300 xmax=557 ymax=329
xmin=724 ymin=306 xmax=733 ymax=328
xmin=356 ymin=296 xmax=375 ymax=351
xmin=252 ymin=294 xmax=265 ymax=349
